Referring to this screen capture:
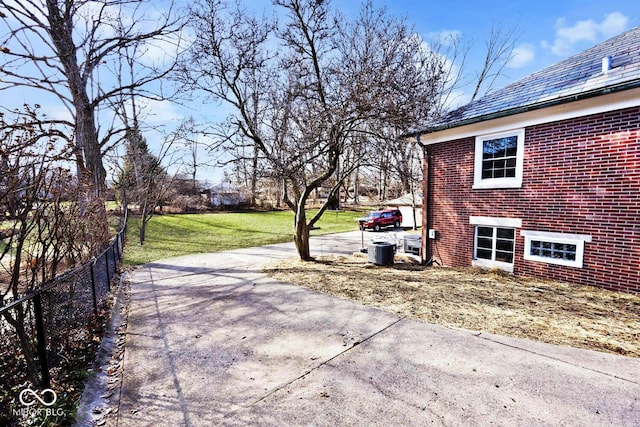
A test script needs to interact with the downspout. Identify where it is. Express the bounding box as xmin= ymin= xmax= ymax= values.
xmin=418 ymin=134 xmax=430 ymax=265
